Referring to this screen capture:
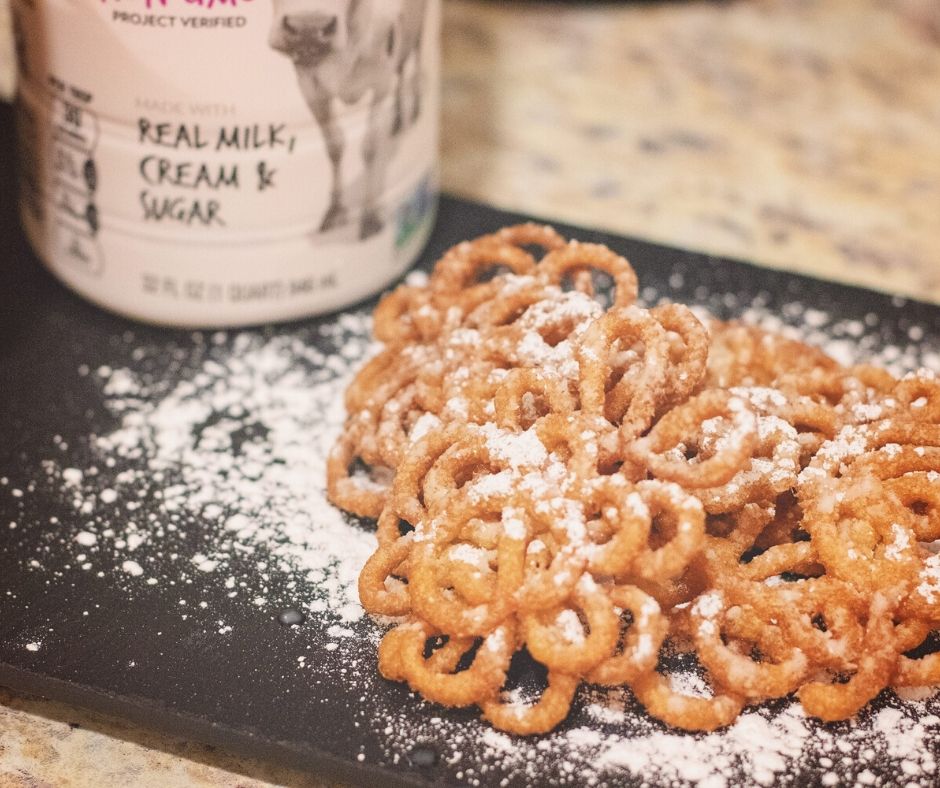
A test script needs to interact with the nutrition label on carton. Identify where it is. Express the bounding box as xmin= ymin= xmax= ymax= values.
xmin=43 ymin=78 xmax=103 ymax=275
